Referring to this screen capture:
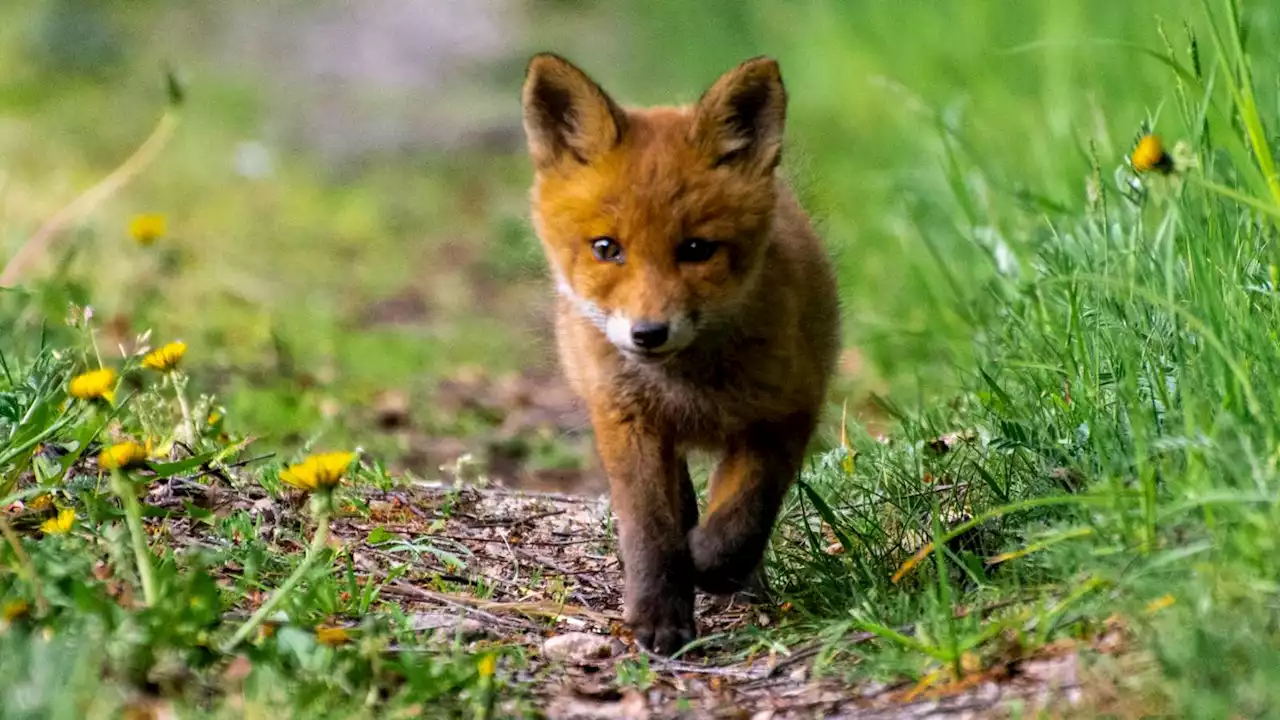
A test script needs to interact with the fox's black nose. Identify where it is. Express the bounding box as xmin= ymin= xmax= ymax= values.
xmin=631 ymin=321 xmax=670 ymax=350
